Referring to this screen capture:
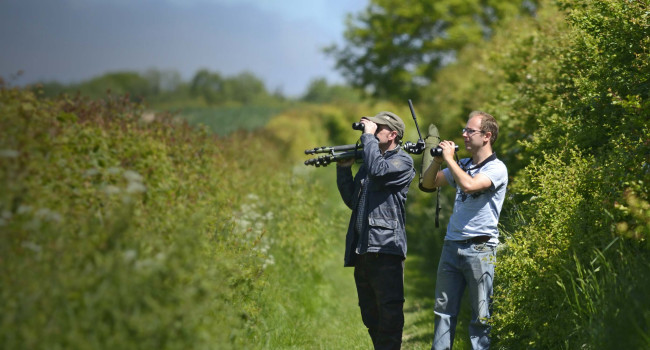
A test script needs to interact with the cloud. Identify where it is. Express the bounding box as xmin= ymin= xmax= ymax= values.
xmin=0 ymin=0 xmax=366 ymax=96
